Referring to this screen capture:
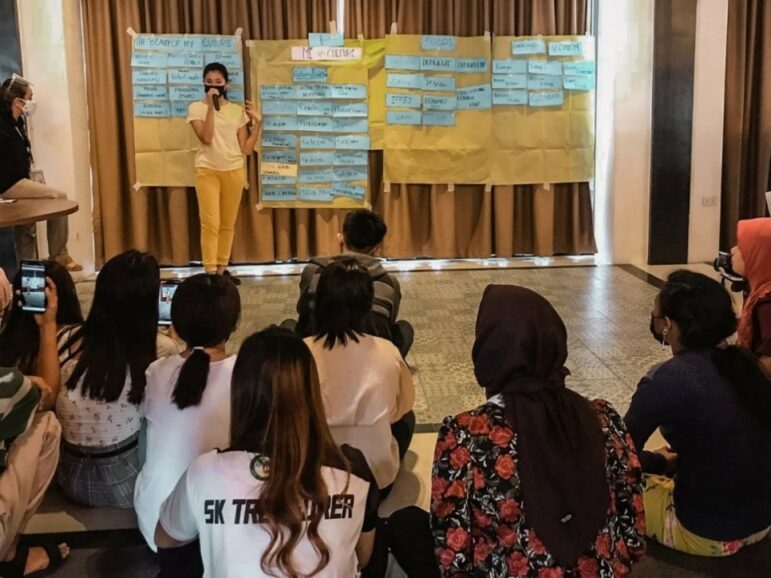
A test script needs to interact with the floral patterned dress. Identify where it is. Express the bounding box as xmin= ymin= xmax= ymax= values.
xmin=431 ymin=398 xmax=645 ymax=577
